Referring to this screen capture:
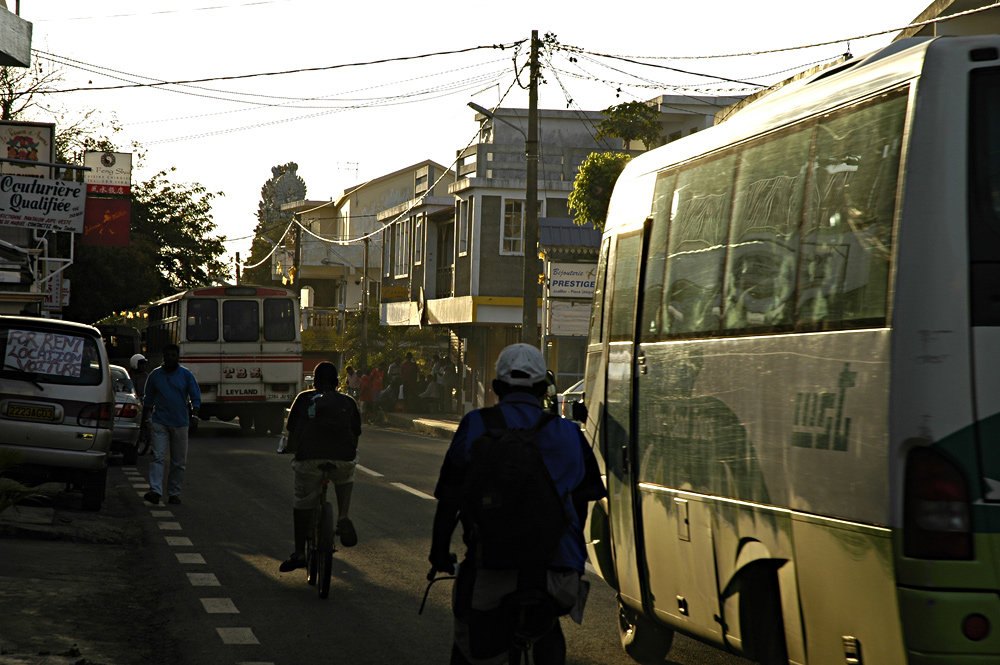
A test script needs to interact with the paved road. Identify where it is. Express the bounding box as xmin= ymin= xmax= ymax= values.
xmin=0 ymin=419 xmax=756 ymax=665
xmin=129 ymin=420 xmax=755 ymax=665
